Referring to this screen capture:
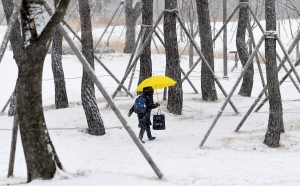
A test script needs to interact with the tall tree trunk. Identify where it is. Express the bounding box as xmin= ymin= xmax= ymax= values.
xmin=196 ymin=0 xmax=218 ymax=101
xmin=17 ymin=0 xmax=69 ymax=182
xmin=164 ymin=0 xmax=183 ymax=115
xmin=2 ymin=0 xmax=22 ymax=117
xmin=52 ymin=0 xmax=69 ymax=109
xmin=236 ymin=0 xmax=253 ymax=97
xmin=263 ymin=0 xmax=284 ymax=148
xmin=79 ymin=0 xmax=106 ymax=136
xmin=123 ymin=0 xmax=142 ymax=53
xmin=138 ymin=0 xmax=153 ymax=84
